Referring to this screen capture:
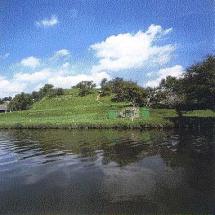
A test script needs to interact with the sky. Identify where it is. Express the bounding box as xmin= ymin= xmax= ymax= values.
xmin=0 ymin=0 xmax=214 ymax=97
